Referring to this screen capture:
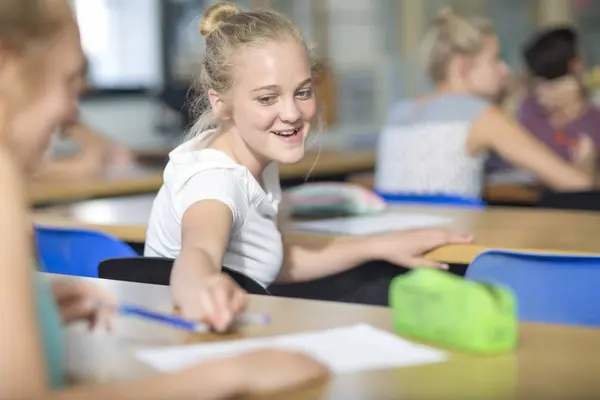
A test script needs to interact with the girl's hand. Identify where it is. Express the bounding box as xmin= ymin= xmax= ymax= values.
xmin=51 ymin=278 xmax=116 ymax=331
xmin=572 ymin=134 xmax=596 ymax=165
xmin=369 ymin=228 xmax=473 ymax=269
xmin=173 ymin=273 xmax=247 ymax=333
